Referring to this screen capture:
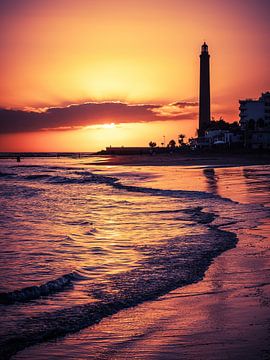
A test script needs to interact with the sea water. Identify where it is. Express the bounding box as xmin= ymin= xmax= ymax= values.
xmin=0 ymin=156 xmax=269 ymax=359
